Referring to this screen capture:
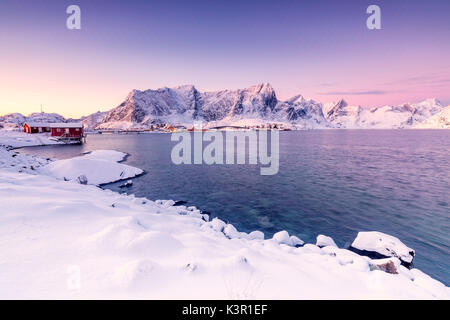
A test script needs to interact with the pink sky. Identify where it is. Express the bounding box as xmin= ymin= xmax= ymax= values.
xmin=0 ymin=0 xmax=449 ymax=118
